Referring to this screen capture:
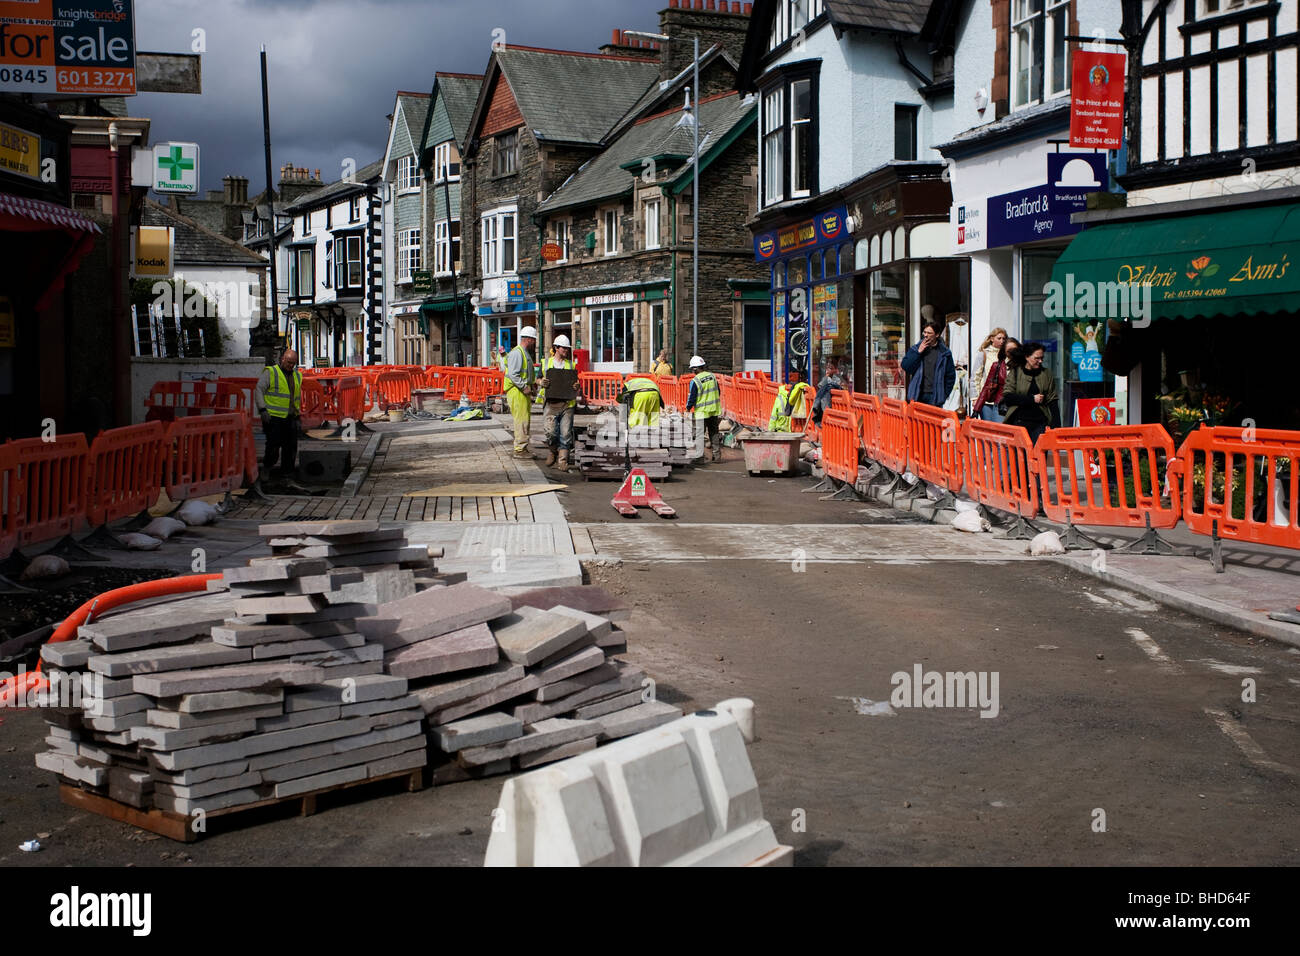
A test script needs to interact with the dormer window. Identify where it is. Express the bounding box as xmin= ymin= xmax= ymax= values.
xmin=768 ymin=0 xmax=825 ymax=52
